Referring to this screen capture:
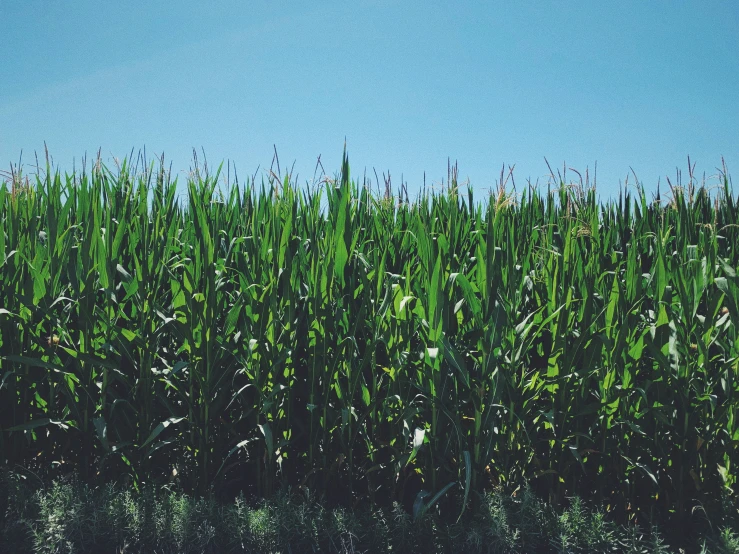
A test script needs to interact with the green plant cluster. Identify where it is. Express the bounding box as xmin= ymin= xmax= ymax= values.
xmin=3 ymin=472 xmax=737 ymax=553
xmin=1 ymin=152 xmax=738 ymax=544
